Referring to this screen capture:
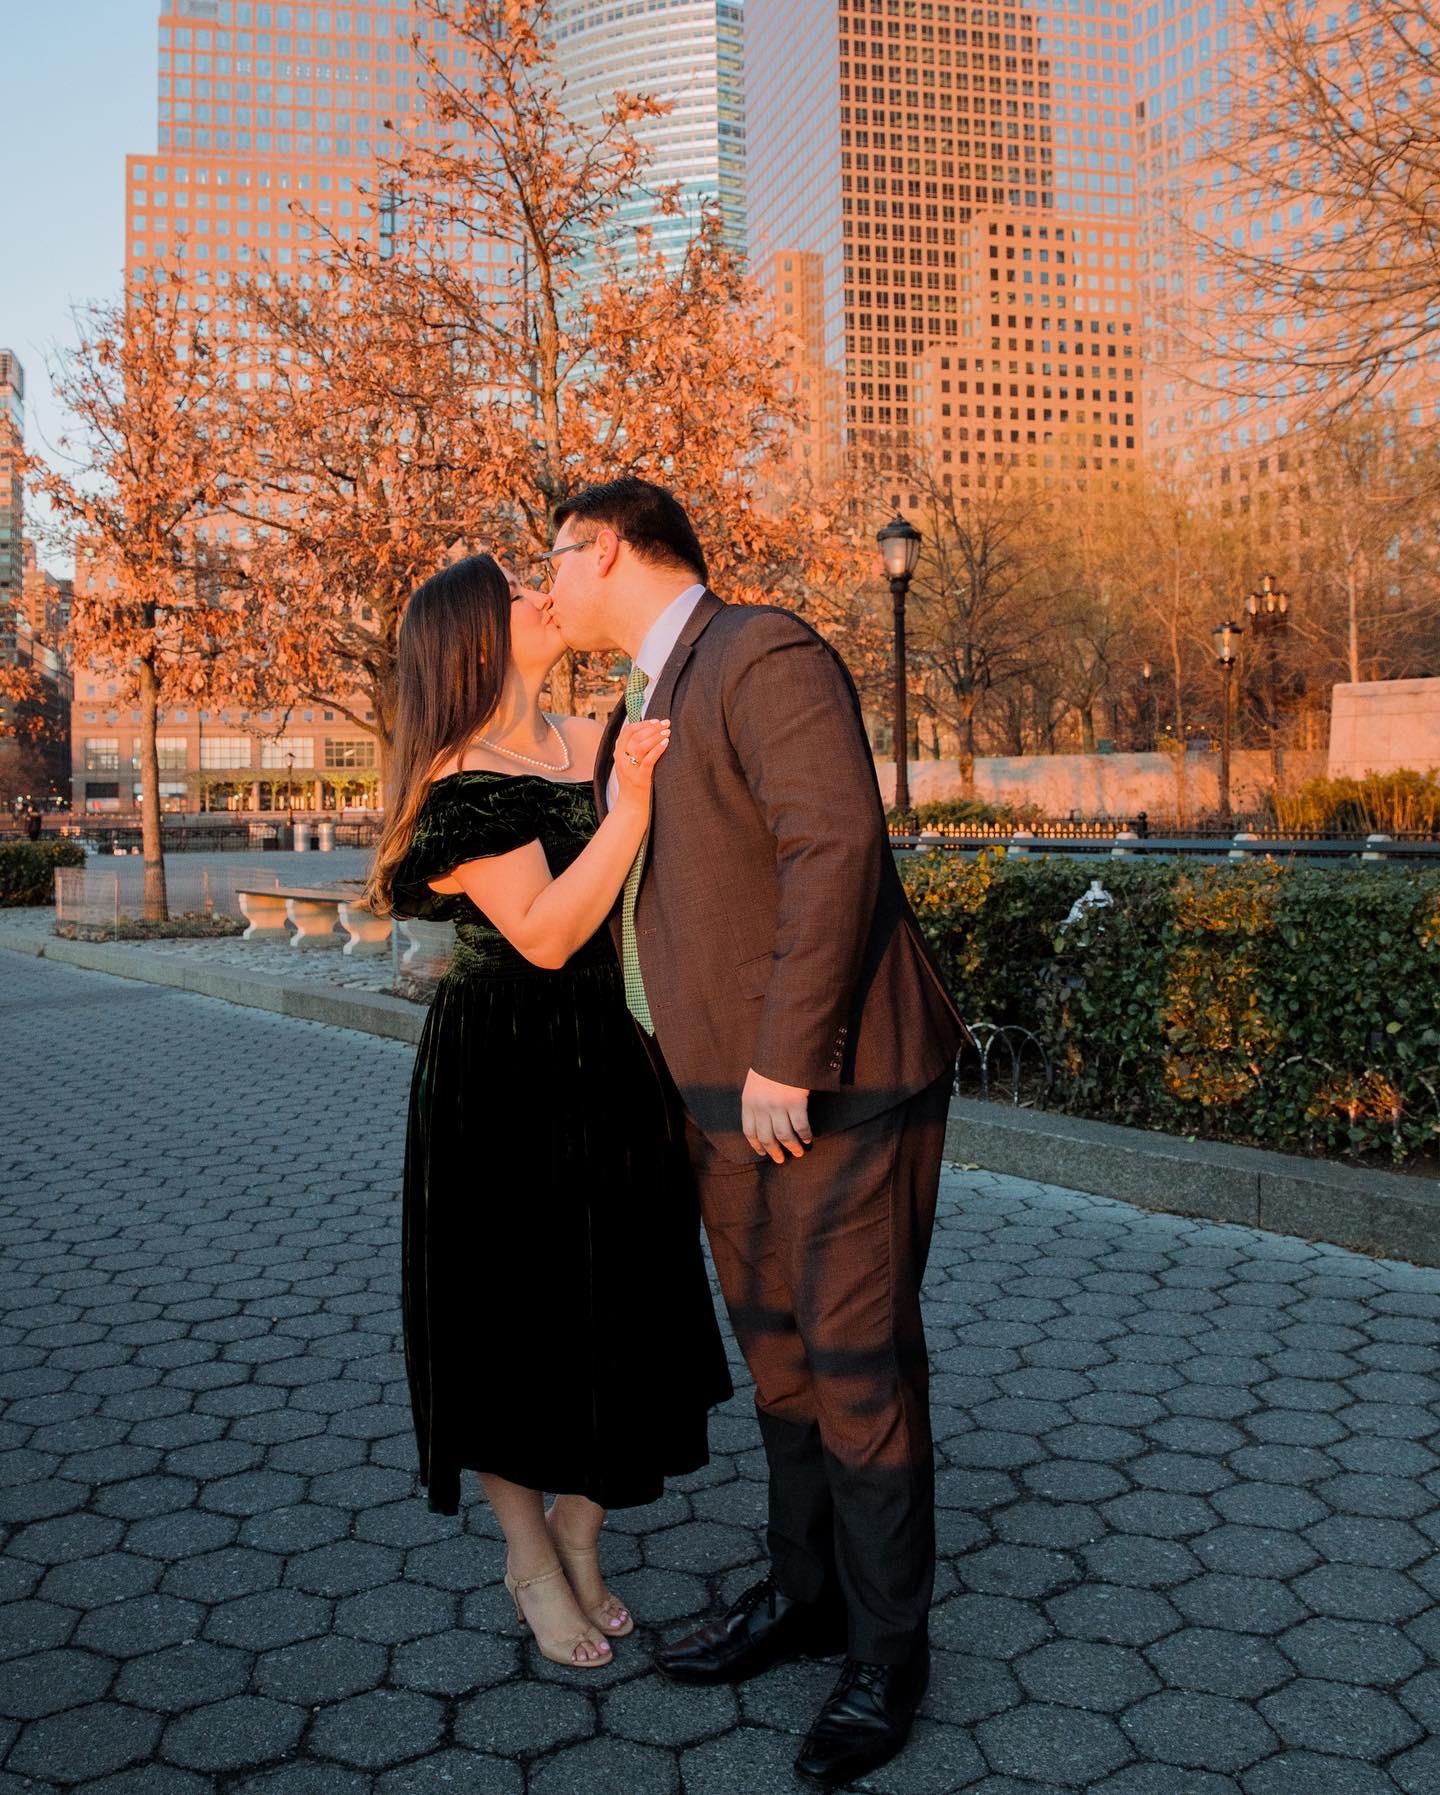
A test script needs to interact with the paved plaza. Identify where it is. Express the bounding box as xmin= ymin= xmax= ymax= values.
xmin=1 ymin=951 xmax=1438 ymax=1795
